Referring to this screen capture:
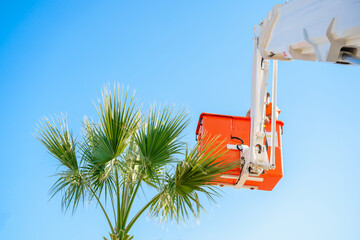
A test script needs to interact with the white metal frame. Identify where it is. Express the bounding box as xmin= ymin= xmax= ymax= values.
xmin=270 ymin=60 xmax=278 ymax=169
xmin=226 ymin=37 xmax=279 ymax=189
